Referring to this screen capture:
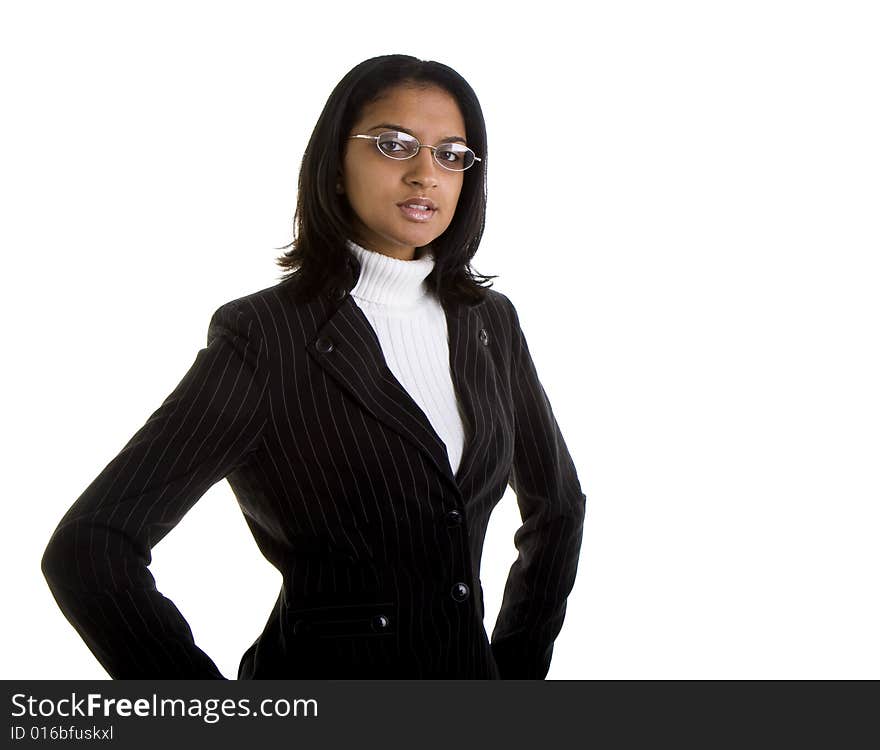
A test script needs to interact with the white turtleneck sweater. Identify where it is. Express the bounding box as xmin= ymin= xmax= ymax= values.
xmin=345 ymin=239 xmax=468 ymax=476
